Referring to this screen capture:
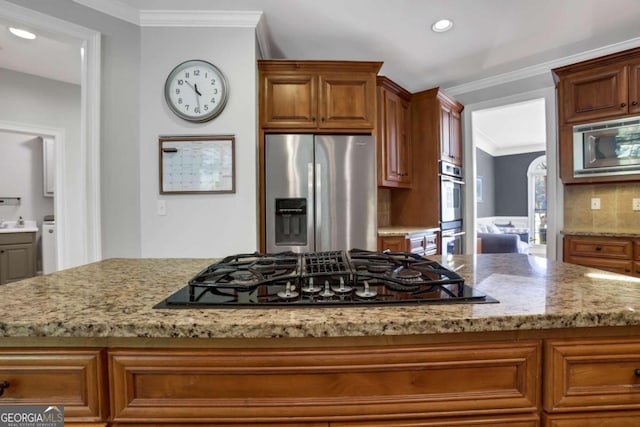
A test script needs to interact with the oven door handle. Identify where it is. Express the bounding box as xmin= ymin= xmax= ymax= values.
xmin=440 ymin=176 xmax=465 ymax=185
xmin=443 ymin=231 xmax=466 ymax=237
